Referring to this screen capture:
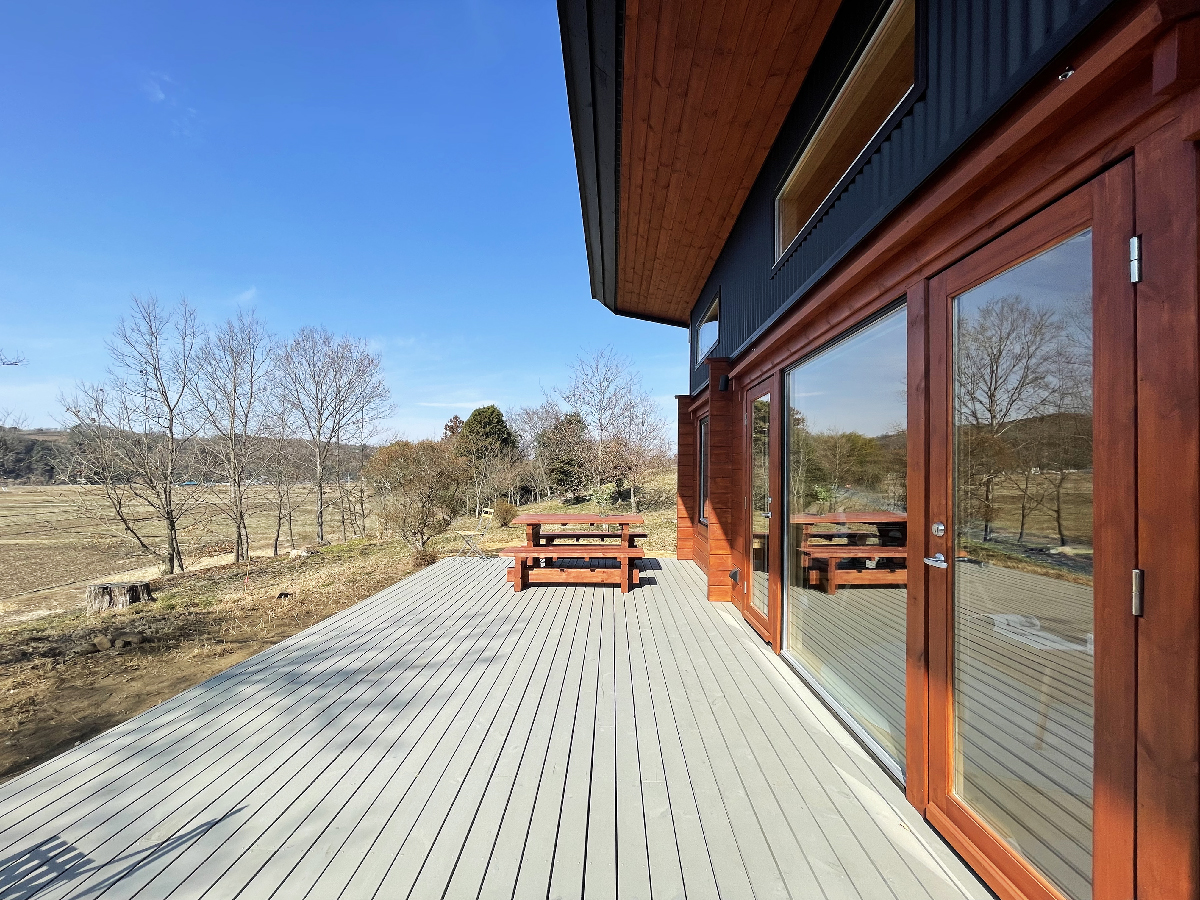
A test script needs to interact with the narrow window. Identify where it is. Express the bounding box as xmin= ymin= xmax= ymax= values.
xmin=696 ymin=296 xmax=719 ymax=361
xmin=776 ymin=0 xmax=916 ymax=258
xmin=698 ymin=415 xmax=710 ymax=523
